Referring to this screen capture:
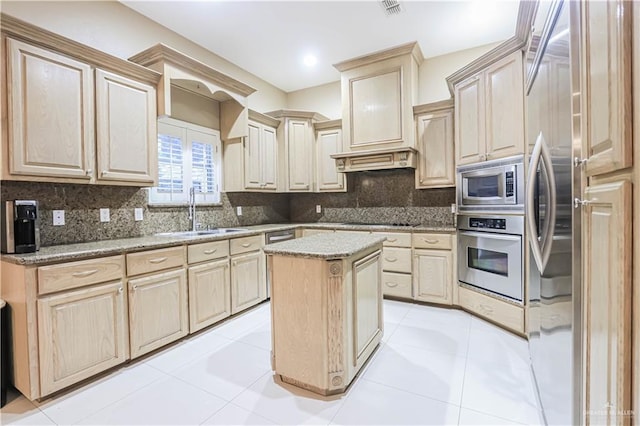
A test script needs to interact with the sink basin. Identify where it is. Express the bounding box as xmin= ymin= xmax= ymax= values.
xmin=155 ymin=228 xmax=247 ymax=237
